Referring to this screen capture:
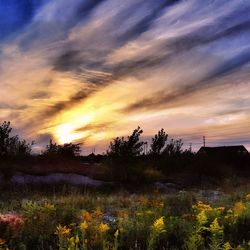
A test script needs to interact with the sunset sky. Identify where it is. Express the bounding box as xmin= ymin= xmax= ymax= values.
xmin=1 ymin=0 xmax=250 ymax=153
